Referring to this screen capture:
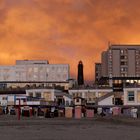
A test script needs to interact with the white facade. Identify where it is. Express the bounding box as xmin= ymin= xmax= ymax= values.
xmin=124 ymin=88 xmax=140 ymax=105
xmin=69 ymin=89 xmax=113 ymax=103
xmin=0 ymin=94 xmax=27 ymax=106
xmin=26 ymin=88 xmax=72 ymax=105
xmin=98 ymin=95 xmax=114 ymax=106
xmin=0 ymin=60 xmax=69 ymax=82
xmin=0 ymin=95 xmax=8 ymax=106
xmin=26 ymin=89 xmax=57 ymax=101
